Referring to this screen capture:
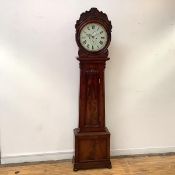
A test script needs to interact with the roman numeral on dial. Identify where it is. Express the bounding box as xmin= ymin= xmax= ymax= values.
xmin=99 ymin=41 xmax=103 ymax=45
xmin=83 ymin=40 xmax=87 ymax=45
